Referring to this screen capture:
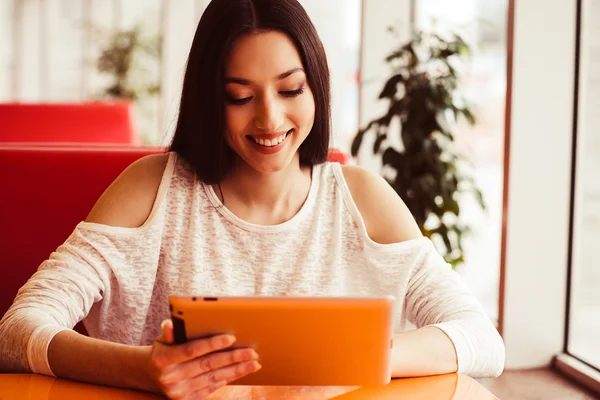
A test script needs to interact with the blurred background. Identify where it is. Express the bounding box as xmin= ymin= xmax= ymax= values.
xmin=0 ymin=0 xmax=598 ymax=398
